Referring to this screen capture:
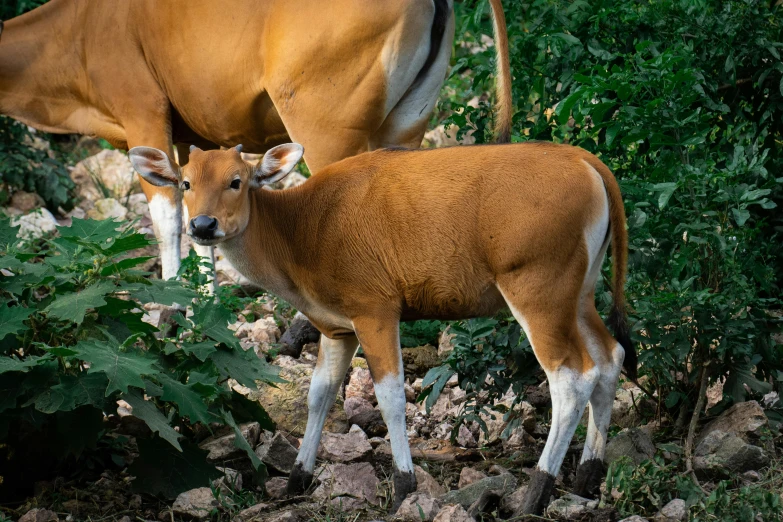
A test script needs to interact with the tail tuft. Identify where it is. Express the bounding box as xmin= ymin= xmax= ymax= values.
xmin=609 ymin=304 xmax=637 ymax=382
